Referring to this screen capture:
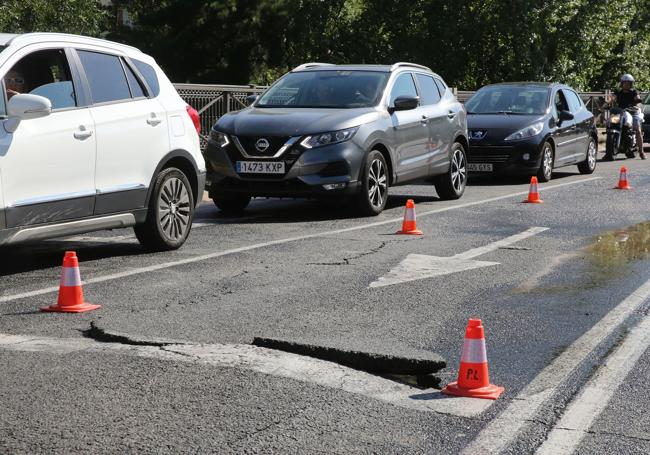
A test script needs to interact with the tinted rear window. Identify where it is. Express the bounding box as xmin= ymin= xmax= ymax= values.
xmin=78 ymin=50 xmax=131 ymax=104
xmin=133 ymin=59 xmax=160 ymax=97
xmin=416 ymin=74 xmax=441 ymax=105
